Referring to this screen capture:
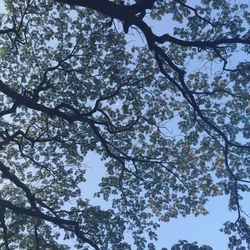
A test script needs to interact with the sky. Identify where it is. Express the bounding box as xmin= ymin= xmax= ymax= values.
xmin=0 ymin=1 xmax=248 ymax=249
xmin=83 ymin=153 xmax=236 ymax=249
